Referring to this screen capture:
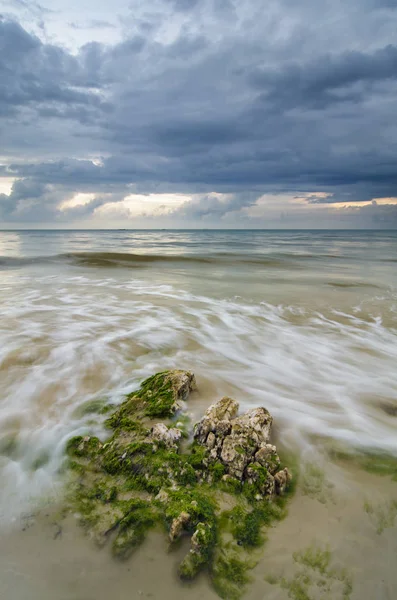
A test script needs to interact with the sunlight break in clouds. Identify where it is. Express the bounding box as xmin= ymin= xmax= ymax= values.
xmin=95 ymin=193 xmax=191 ymax=218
